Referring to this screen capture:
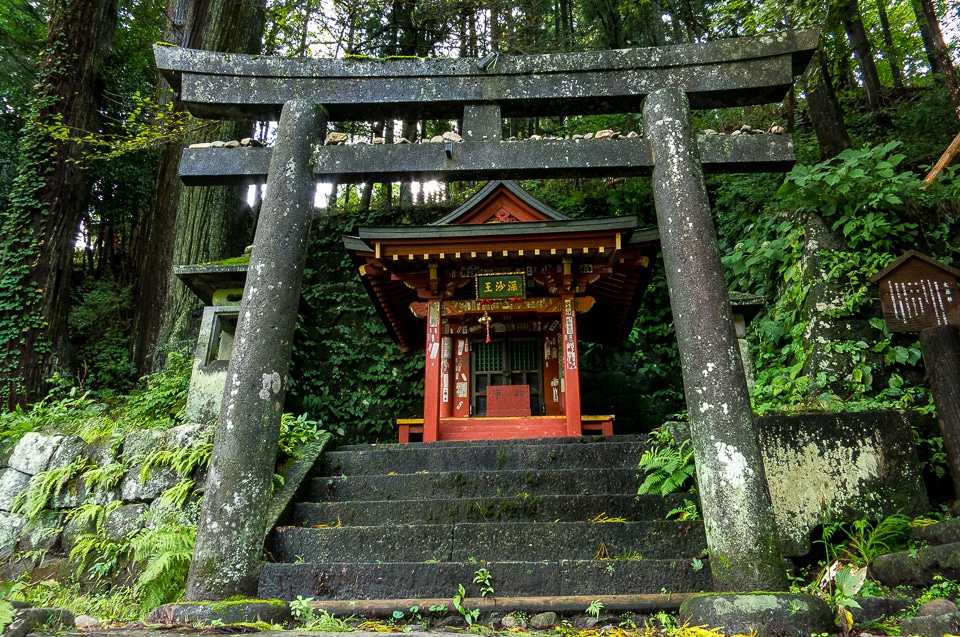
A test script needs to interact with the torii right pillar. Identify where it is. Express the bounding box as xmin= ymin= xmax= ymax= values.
xmin=644 ymin=88 xmax=788 ymax=591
